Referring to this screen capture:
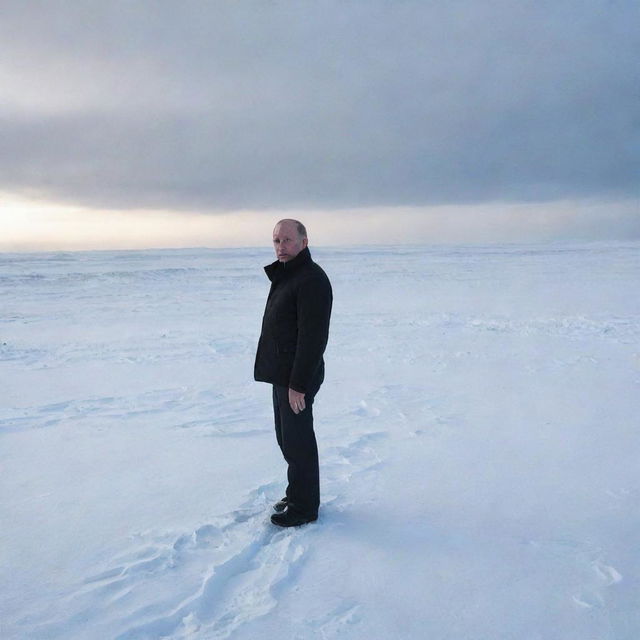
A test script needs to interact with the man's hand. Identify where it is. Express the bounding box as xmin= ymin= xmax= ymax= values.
xmin=288 ymin=388 xmax=306 ymax=414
